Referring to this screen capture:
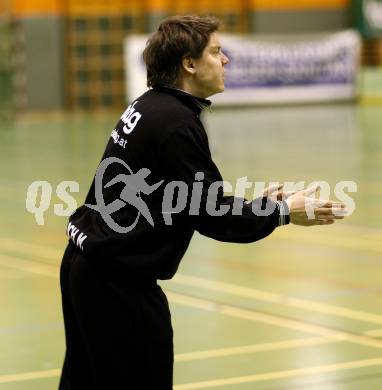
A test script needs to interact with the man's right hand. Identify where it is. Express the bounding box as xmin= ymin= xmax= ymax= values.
xmin=285 ymin=186 xmax=347 ymax=226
